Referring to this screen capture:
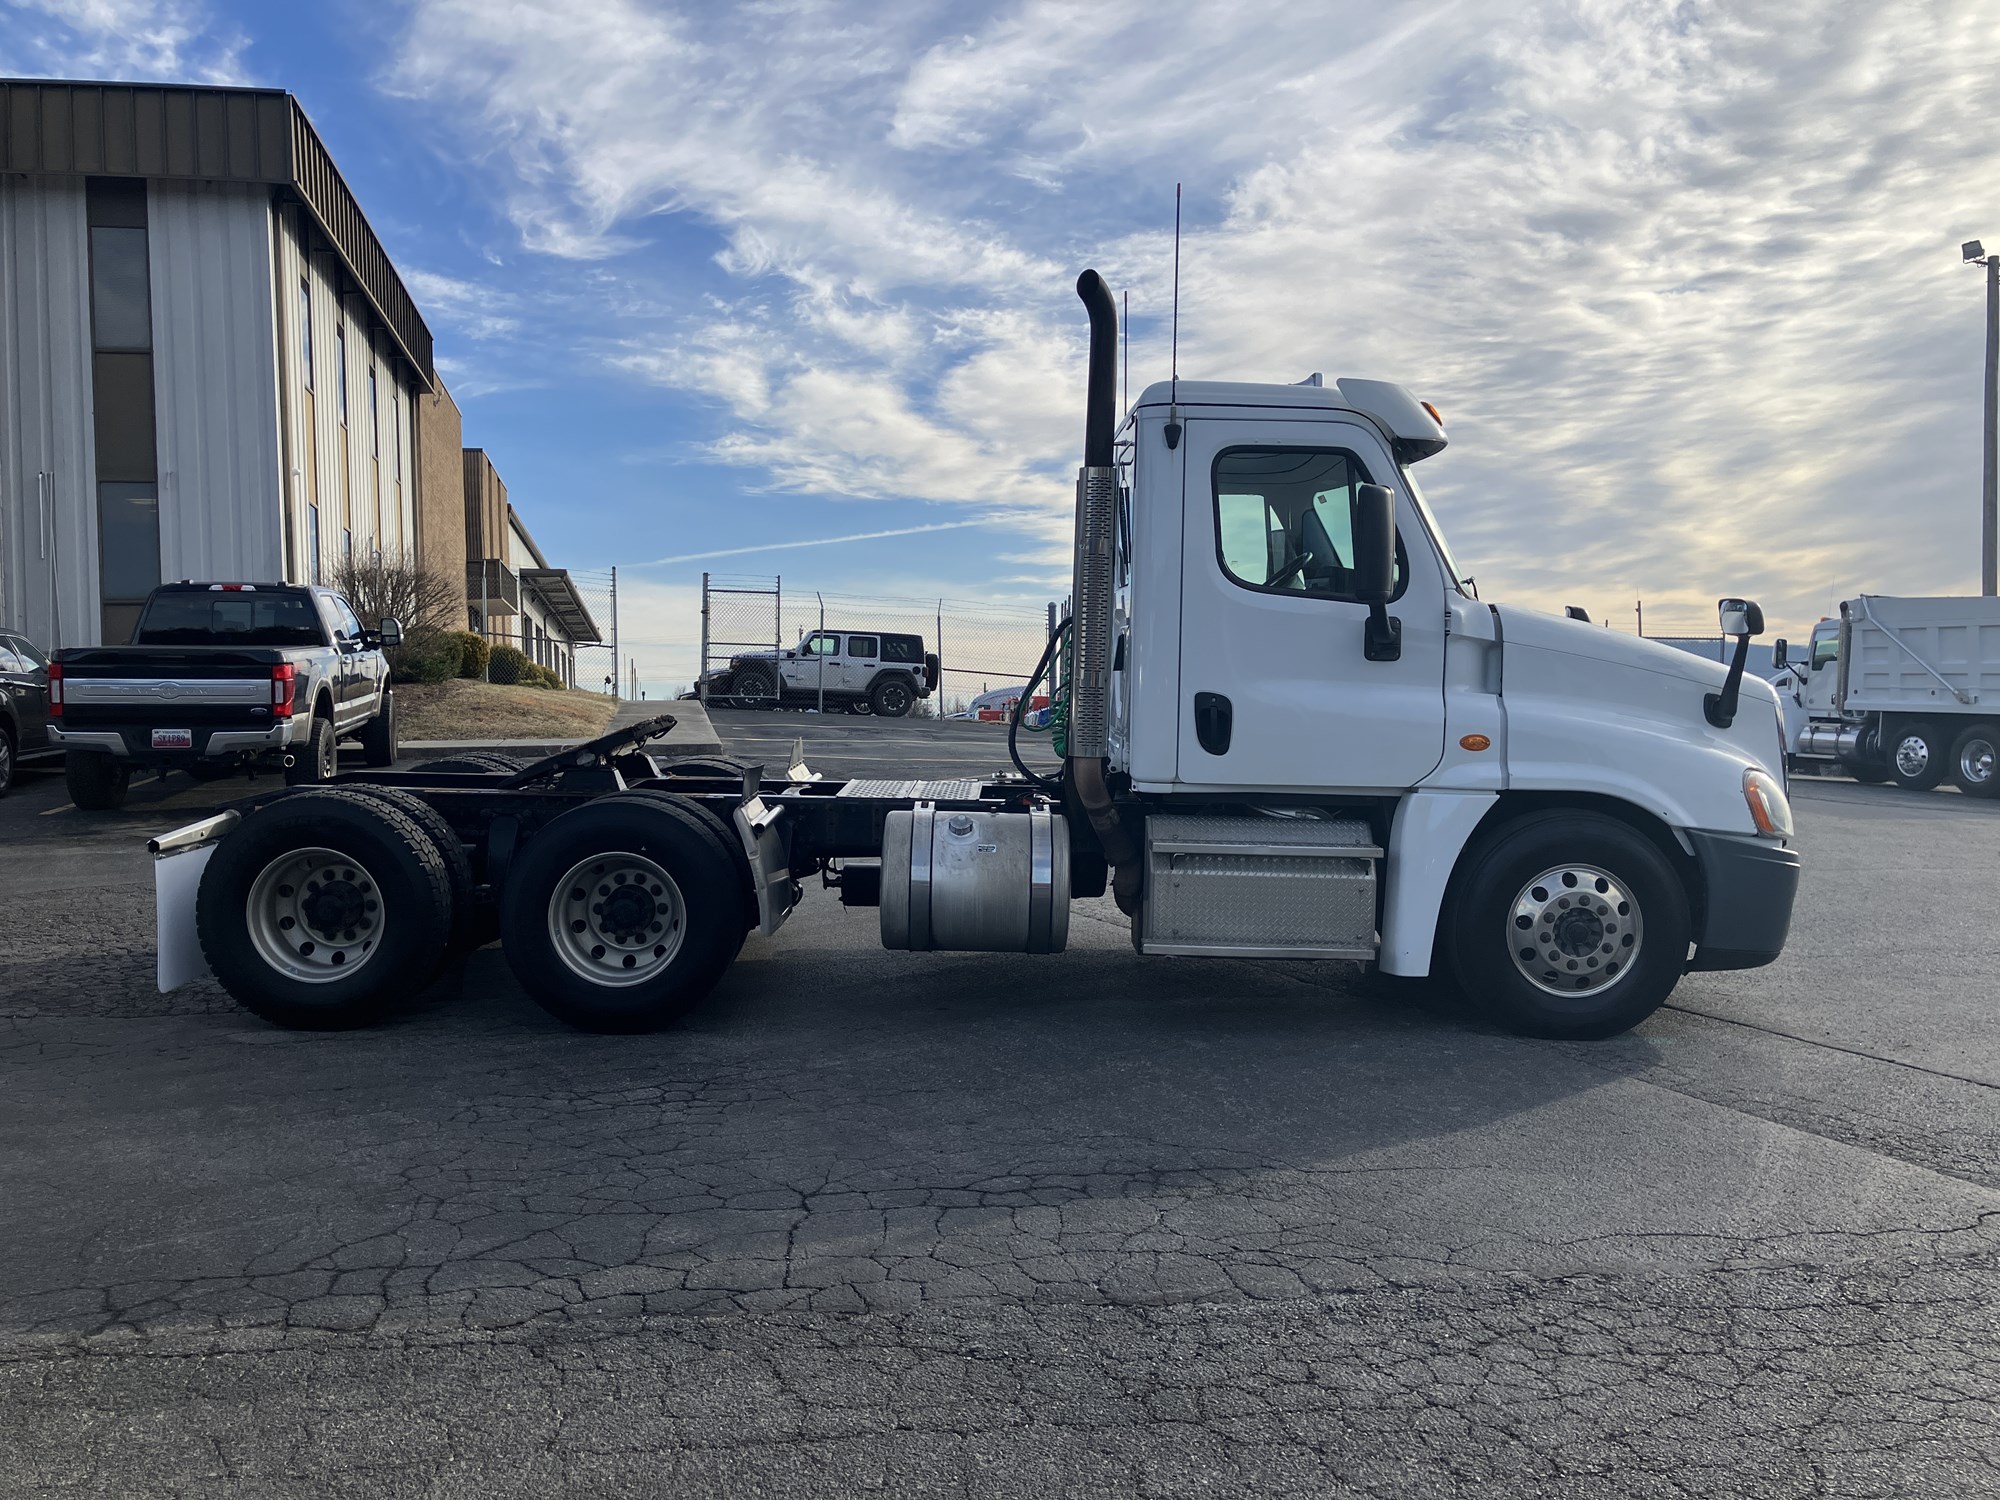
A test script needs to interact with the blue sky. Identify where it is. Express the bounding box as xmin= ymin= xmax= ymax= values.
xmin=7 ymin=0 xmax=2000 ymax=690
